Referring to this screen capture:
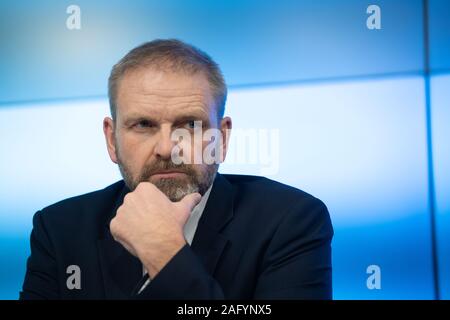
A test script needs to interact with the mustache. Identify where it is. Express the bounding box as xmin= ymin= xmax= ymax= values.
xmin=139 ymin=160 xmax=196 ymax=180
